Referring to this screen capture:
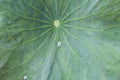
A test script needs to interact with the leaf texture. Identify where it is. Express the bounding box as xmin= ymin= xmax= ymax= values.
xmin=0 ymin=0 xmax=120 ymax=80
